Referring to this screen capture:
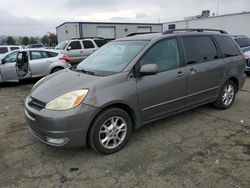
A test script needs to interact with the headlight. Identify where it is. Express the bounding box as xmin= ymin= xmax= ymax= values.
xmin=45 ymin=90 xmax=88 ymax=110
